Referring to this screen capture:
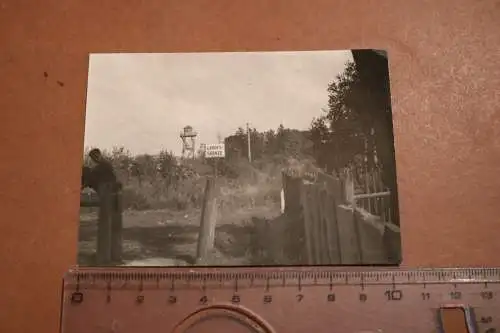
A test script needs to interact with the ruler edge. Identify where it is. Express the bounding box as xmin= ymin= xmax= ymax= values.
xmin=62 ymin=266 xmax=500 ymax=282
xmin=65 ymin=265 xmax=500 ymax=270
